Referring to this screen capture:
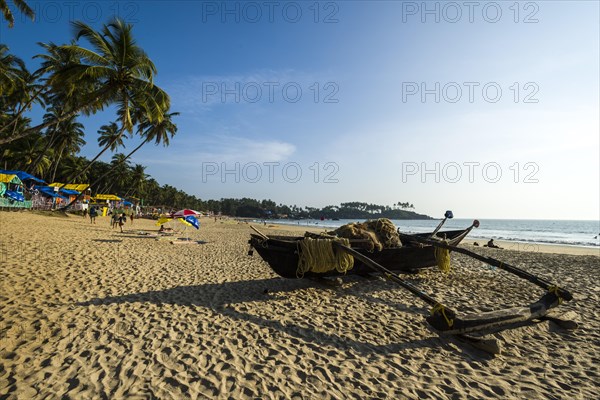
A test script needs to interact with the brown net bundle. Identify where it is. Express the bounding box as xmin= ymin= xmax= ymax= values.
xmin=328 ymin=218 xmax=402 ymax=252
